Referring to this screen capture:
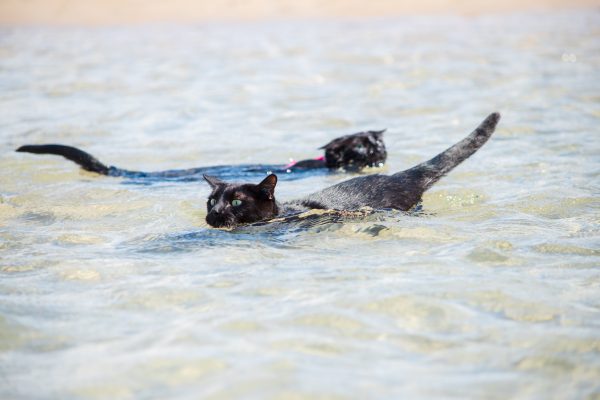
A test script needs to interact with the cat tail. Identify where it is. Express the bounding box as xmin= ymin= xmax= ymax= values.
xmin=16 ymin=144 xmax=115 ymax=175
xmin=394 ymin=112 xmax=500 ymax=192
